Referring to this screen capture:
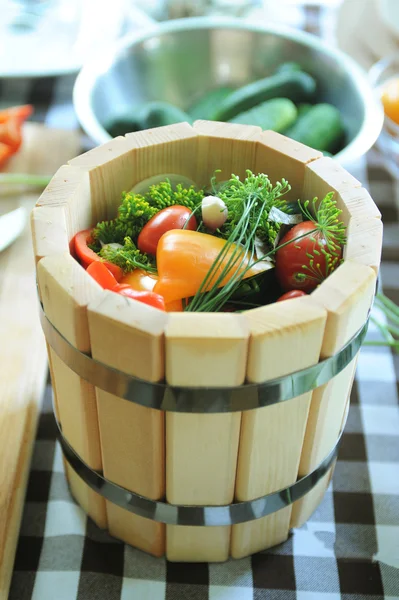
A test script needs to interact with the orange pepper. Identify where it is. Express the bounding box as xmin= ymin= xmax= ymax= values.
xmin=121 ymin=269 xmax=182 ymax=311
xmin=121 ymin=269 xmax=158 ymax=292
xmin=153 ymin=230 xmax=266 ymax=304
